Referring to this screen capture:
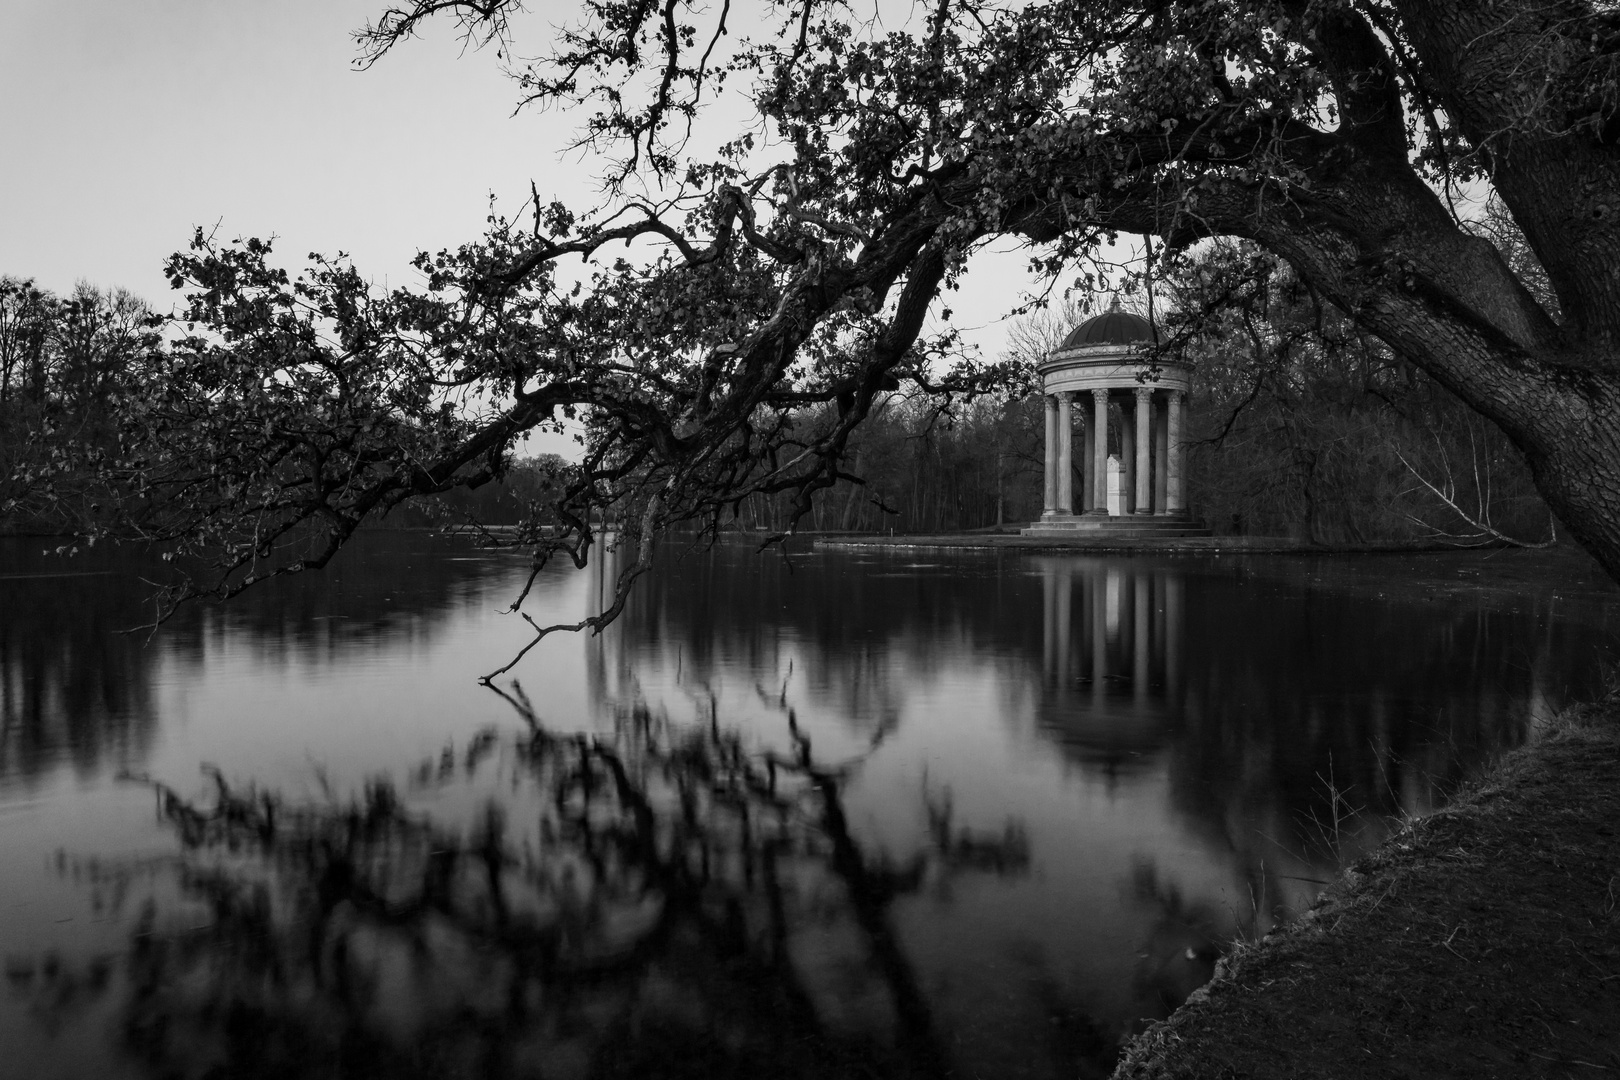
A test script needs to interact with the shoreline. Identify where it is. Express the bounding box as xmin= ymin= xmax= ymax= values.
xmin=1111 ymin=701 xmax=1620 ymax=1079
xmin=808 ymin=530 xmax=1525 ymax=556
